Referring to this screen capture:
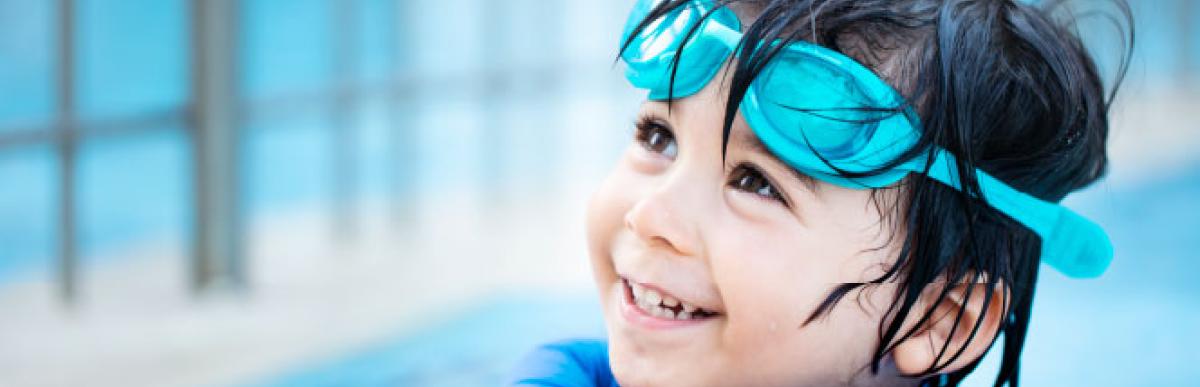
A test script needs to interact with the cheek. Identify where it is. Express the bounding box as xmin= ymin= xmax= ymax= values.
xmin=713 ymin=237 xmax=834 ymax=345
xmin=705 ymin=218 xmax=888 ymax=379
xmin=711 ymin=221 xmax=843 ymax=321
xmin=585 ymin=158 xmax=638 ymax=280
